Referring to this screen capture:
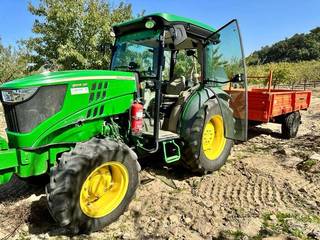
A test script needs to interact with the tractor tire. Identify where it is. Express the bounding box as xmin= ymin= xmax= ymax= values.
xmin=182 ymin=99 xmax=233 ymax=174
xmin=281 ymin=111 xmax=301 ymax=139
xmin=46 ymin=138 xmax=139 ymax=234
